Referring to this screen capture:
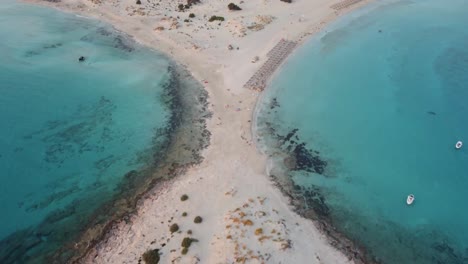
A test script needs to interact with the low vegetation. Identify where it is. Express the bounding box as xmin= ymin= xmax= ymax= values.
xmin=194 ymin=216 xmax=203 ymax=223
xmin=228 ymin=3 xmax=242 ymax=10
xmin=189 ymin=13 xmax=195 ymax=18
xmin=170 ymin=223 xmax=179 ymax=233
xmin=181 ymin=237 xmax=198 ymax=248
xmin=182 ymin=212 xmax=187 ymax=217
xmin=142 ymin=249 xmax=160 ymax=264
xmin=208 ymin=15 xmax=225 ymax=22
xmin=180 ymin=194 xmax=189 ymax=201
